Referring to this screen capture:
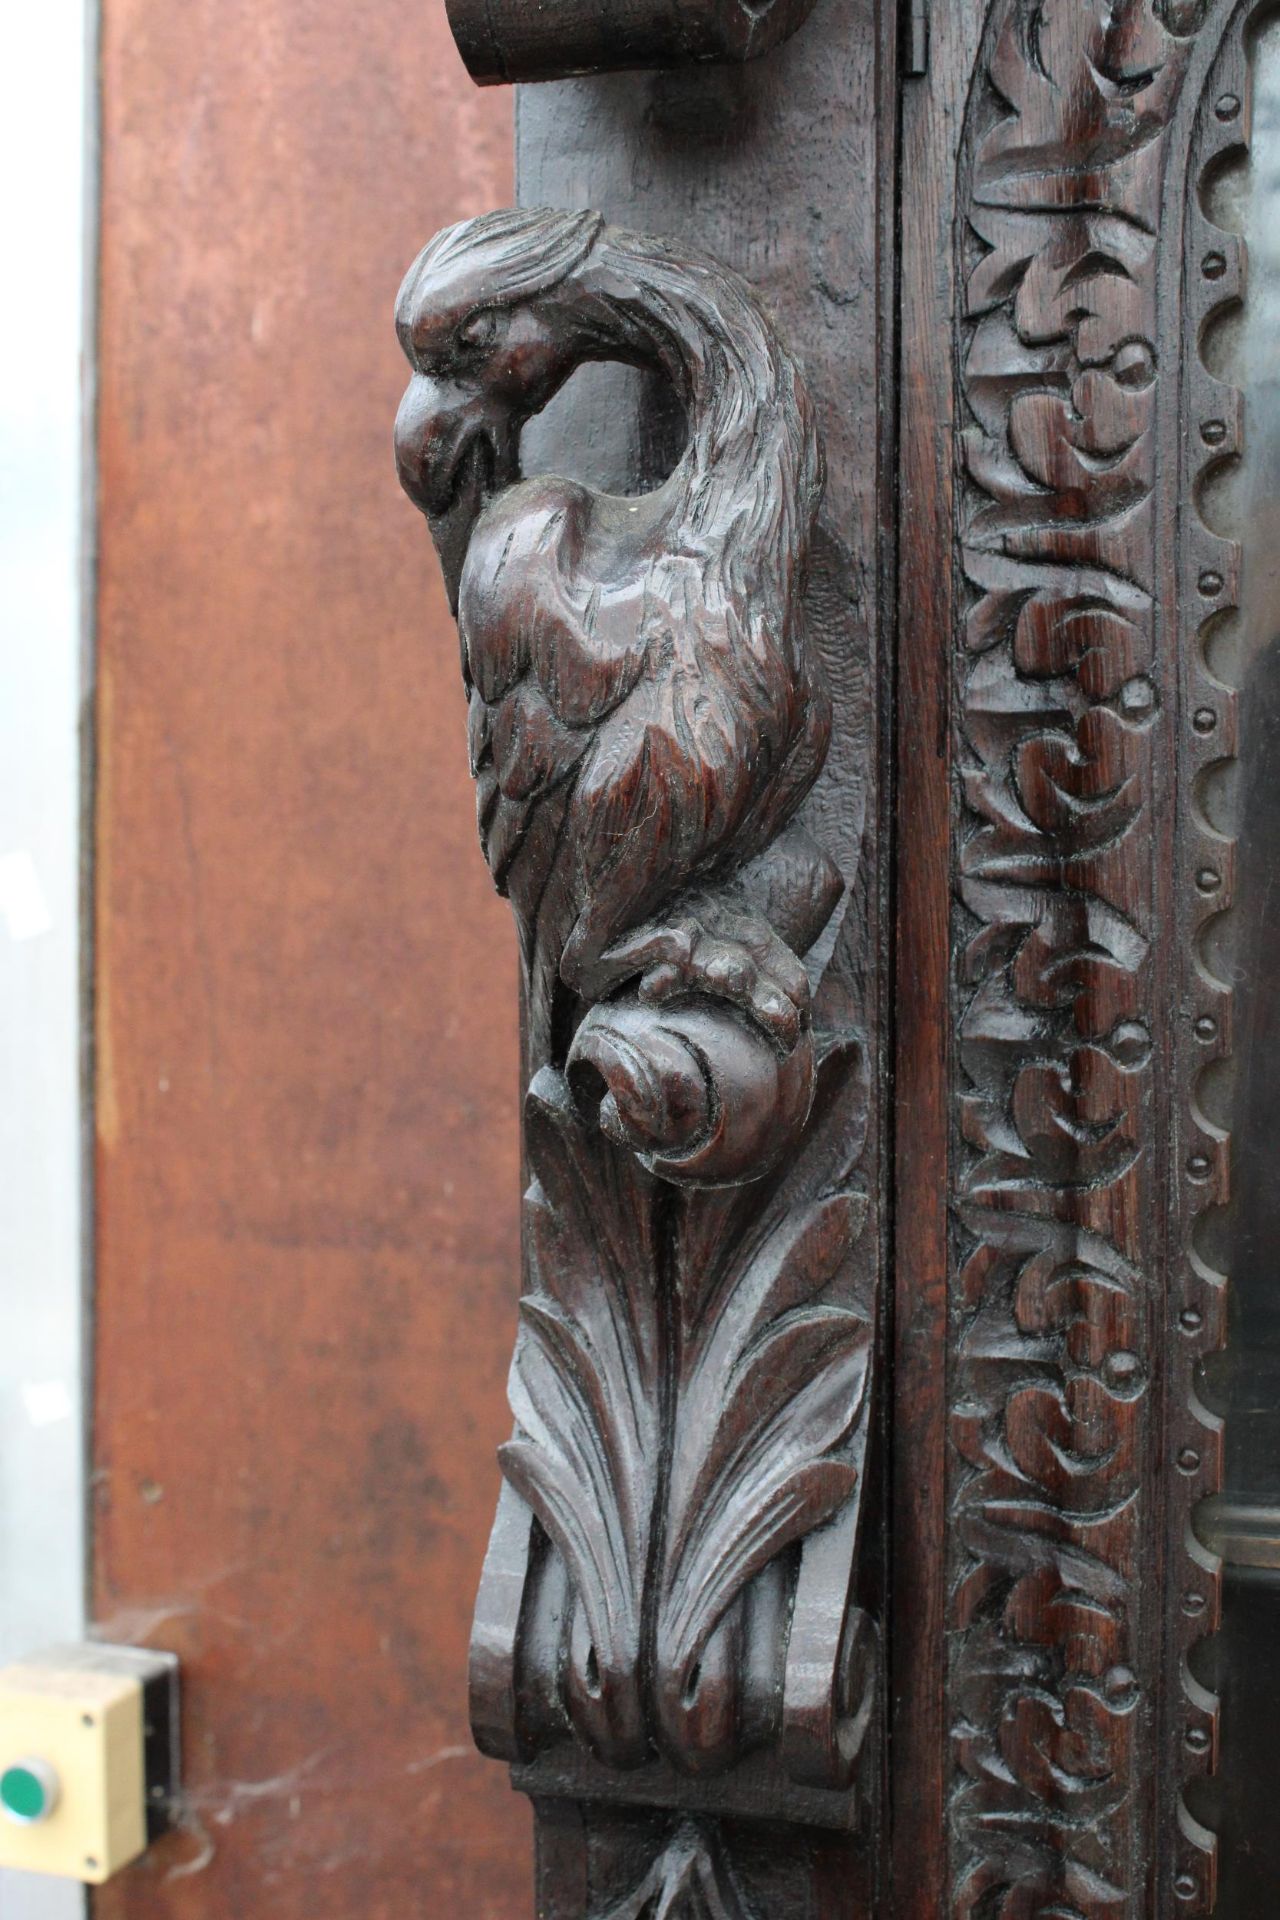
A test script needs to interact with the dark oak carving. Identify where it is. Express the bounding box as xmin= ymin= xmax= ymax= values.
xmin=386 ymin=0 xmax=1262 ymax=1903
xmin=443 ymin=0 xmax=820 ymax=88
xmin=395 ymin=208 xmax=875 ymax=1899
xmin=395 ymin=210 xmax=838 ymax=1176
xmin=946 ymin=0 xmax=1244 ymax=1913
